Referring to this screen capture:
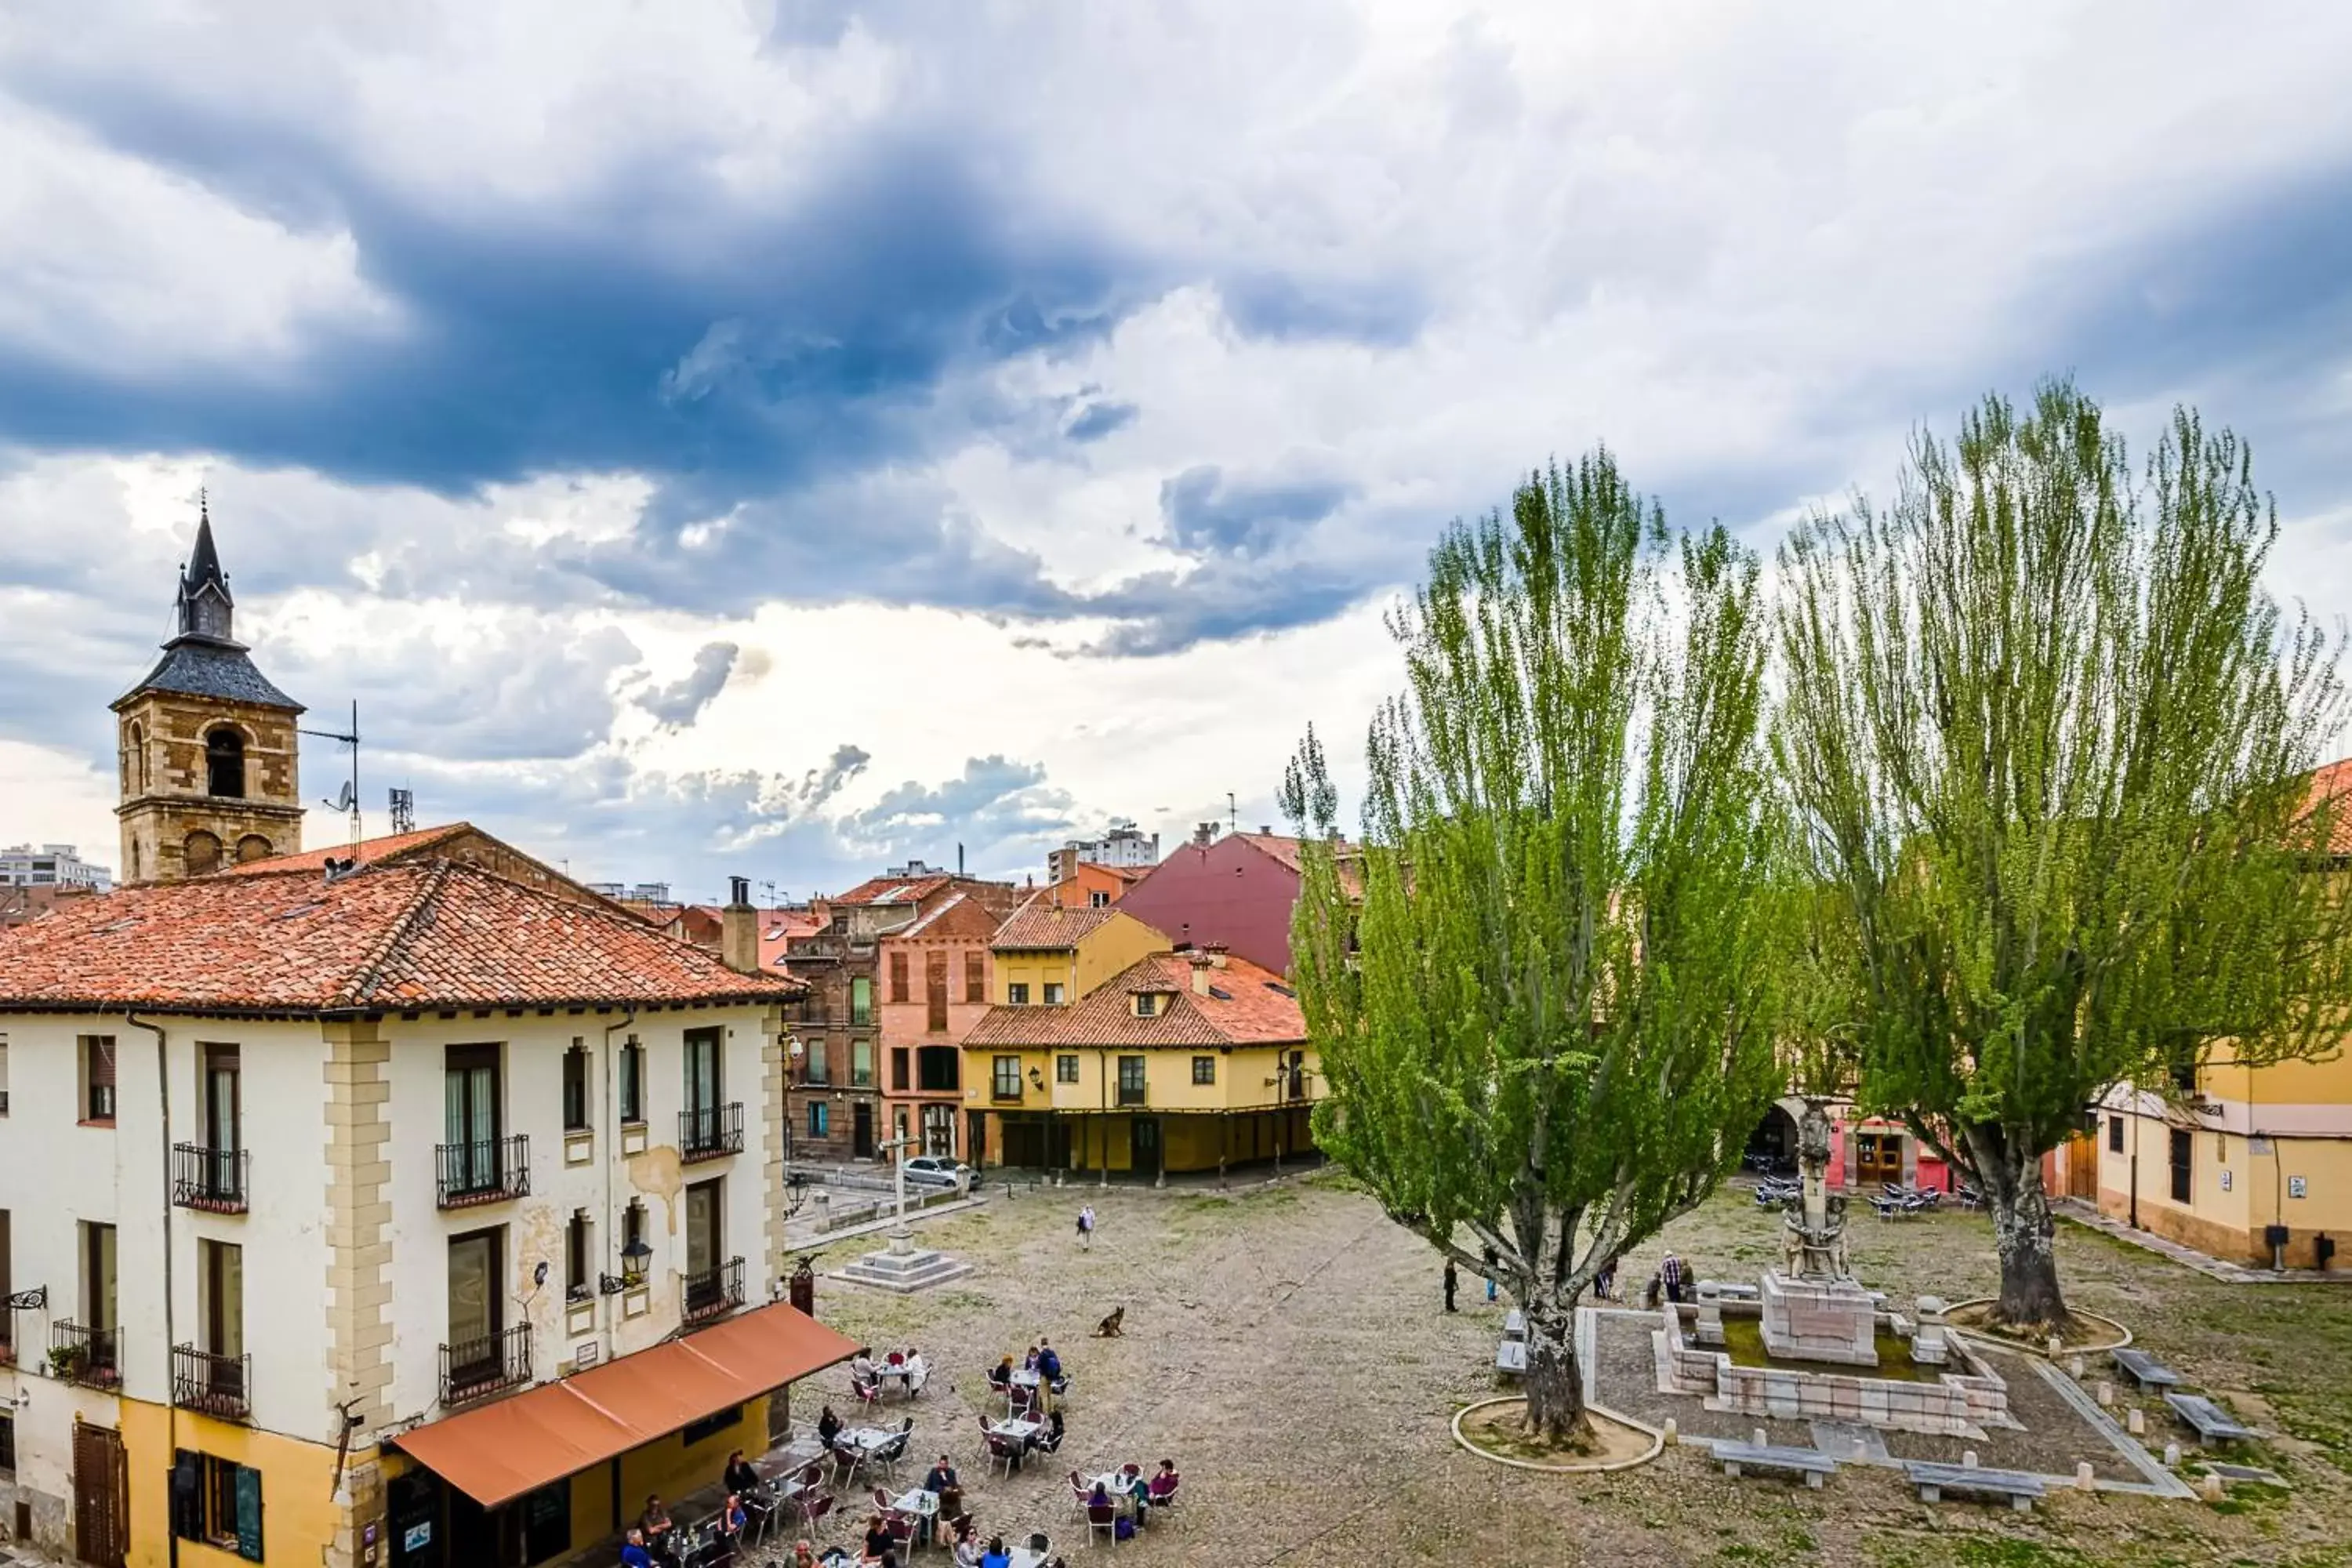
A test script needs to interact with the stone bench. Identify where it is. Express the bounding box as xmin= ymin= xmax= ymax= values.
xmin=1494 ymin=1340 xmax=1526 ymax=1378
xmin=1904 ymin=1460 xmax=2046 ymax=1512
xmin=2111 ymin=1348 xmax=2180 ymax=1392
xmin=2166 ymin=1392 xmax=2258 ymax=1445
xmin=1712 ymin=1441 xmax=1838 ymax=1490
